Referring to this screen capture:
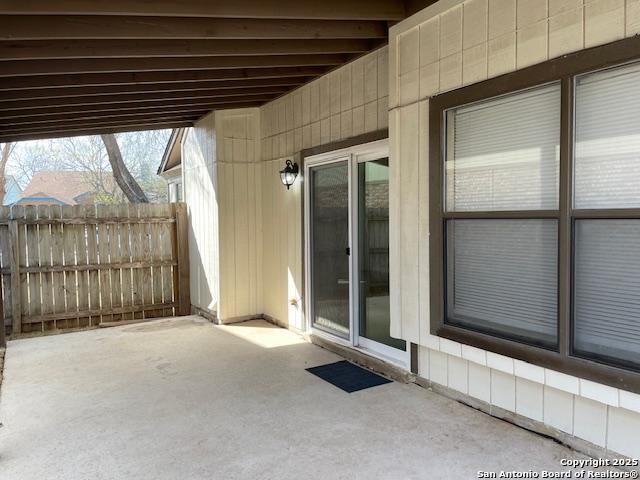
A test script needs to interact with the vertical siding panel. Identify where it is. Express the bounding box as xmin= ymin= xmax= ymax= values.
xmin=182 ymin=113 xmax=220 ymax=318
xmin=255 ymin=161 xmax=264 ymax=315
xmin=388 ymin=108 xmax=403 ymax=339
xmin=247 ymin=163 xmax=257 ymax=315
xmin=399 ymin=103 xmax=421 ymax=343
xmin=418 ymin=100 xmax=431 ymax=345
xmin=263 ymin=161 xmax=274 ymax=317
xmin=233 ymin=163 xmax=249 ymax=317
